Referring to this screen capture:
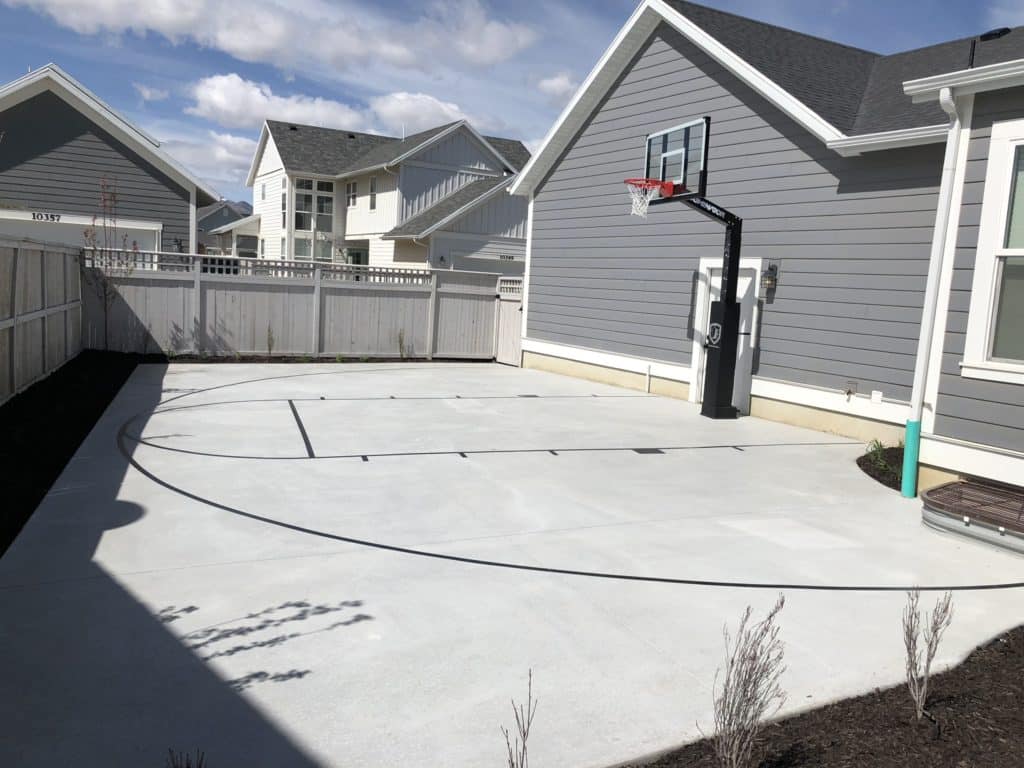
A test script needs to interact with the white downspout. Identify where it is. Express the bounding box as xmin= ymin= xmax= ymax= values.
xmin=902 ymin=86 xmax=961 ymax=497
